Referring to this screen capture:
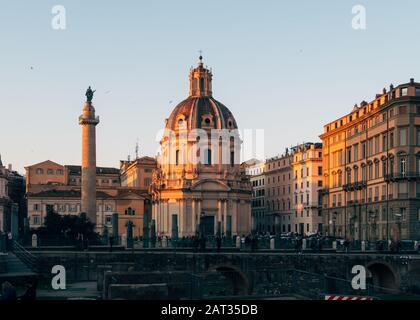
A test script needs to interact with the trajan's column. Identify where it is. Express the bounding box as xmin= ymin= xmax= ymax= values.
xmin=79 ymin=86 xmax=99 ymax=224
